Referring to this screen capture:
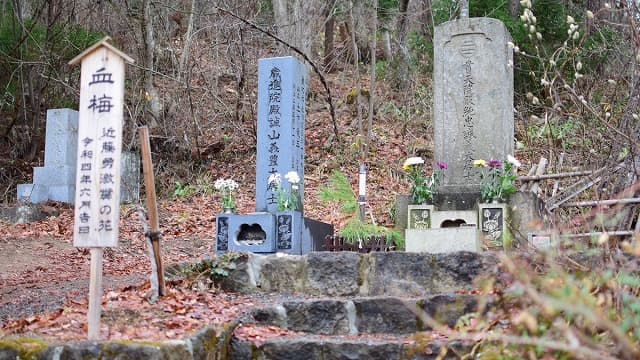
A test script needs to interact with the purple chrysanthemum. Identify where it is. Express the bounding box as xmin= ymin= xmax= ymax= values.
xmin=437 ymin=161 xmax=448 ymax=170
xmin=488 ymin=159 xmax=502 ymax=167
